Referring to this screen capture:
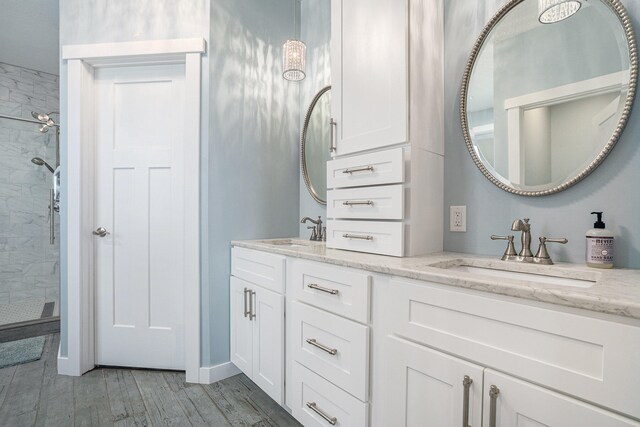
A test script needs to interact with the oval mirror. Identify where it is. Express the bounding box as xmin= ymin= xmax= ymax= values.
xmin=461 ymin=0 xmax=637 ymax=196
xmin=302 ymin=86 xmax=332 ymax=204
